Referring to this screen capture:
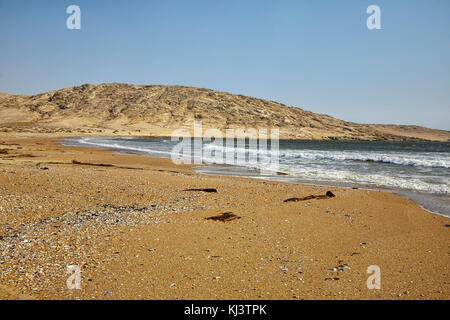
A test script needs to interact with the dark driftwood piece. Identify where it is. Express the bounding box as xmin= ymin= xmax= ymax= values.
xmin=71 ymin=160 xmax=142 ymax=170
xmin=205 ymin=212 xmax=241 ymax=222
xmin=72 ymin=160 xmax=114 ymax=167
xmin=184 ymin=188 xmax=218 ymax=193
xmin=284 ymin=191 xmax=336 ymax=203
